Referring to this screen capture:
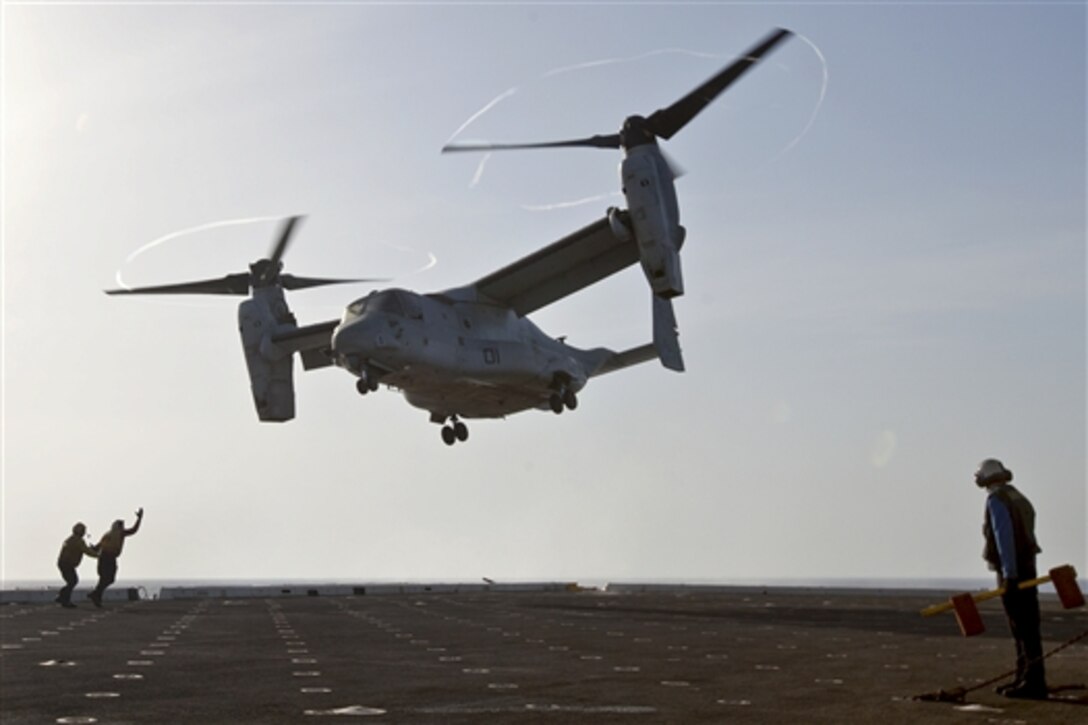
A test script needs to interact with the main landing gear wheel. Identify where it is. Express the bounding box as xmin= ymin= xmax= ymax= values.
xmin=550 ymin=389 xmax=579 ymax=414
xmin=441 ymin=418 xmax=469 ymax=446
